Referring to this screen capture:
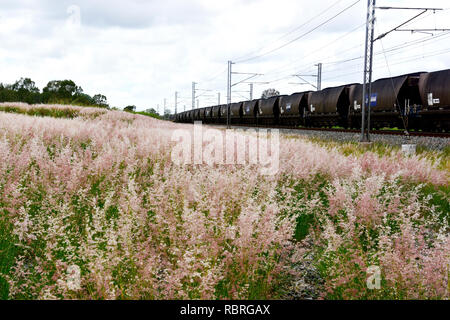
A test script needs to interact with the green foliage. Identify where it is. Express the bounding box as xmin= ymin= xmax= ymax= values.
xmin=135 ymin=111 xmax=161 ymax=119
xmin=42 ymin=80 xmax=82 ymax=102
xmin=0 ymin=212 xmax=19 ymax=300
xmin=0 ymin=78 xmax=109 ymax=109
xmin=123 ymin=105 xmax=136 ymax=112
xmin=0 ymin=105 xmax=79 ymax=119
xmin=419 ymin=184 xmax=450 ymax=227
xmin=92 ymin=94 xmax=109 ymax=108
xmin=261 ymin=88 xmax=280 ymax=99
